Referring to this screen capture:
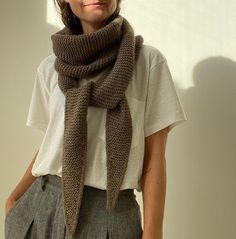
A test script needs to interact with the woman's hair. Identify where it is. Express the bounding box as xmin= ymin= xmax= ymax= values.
xmin=53 ymin=0 xmax=122 ymax=34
